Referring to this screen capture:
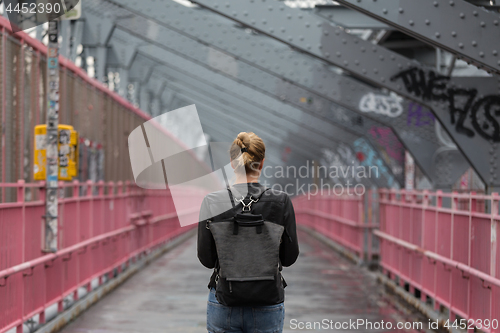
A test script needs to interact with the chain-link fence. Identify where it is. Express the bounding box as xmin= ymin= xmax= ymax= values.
xmin=0 ymin=30 xmax=149 ymax=203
